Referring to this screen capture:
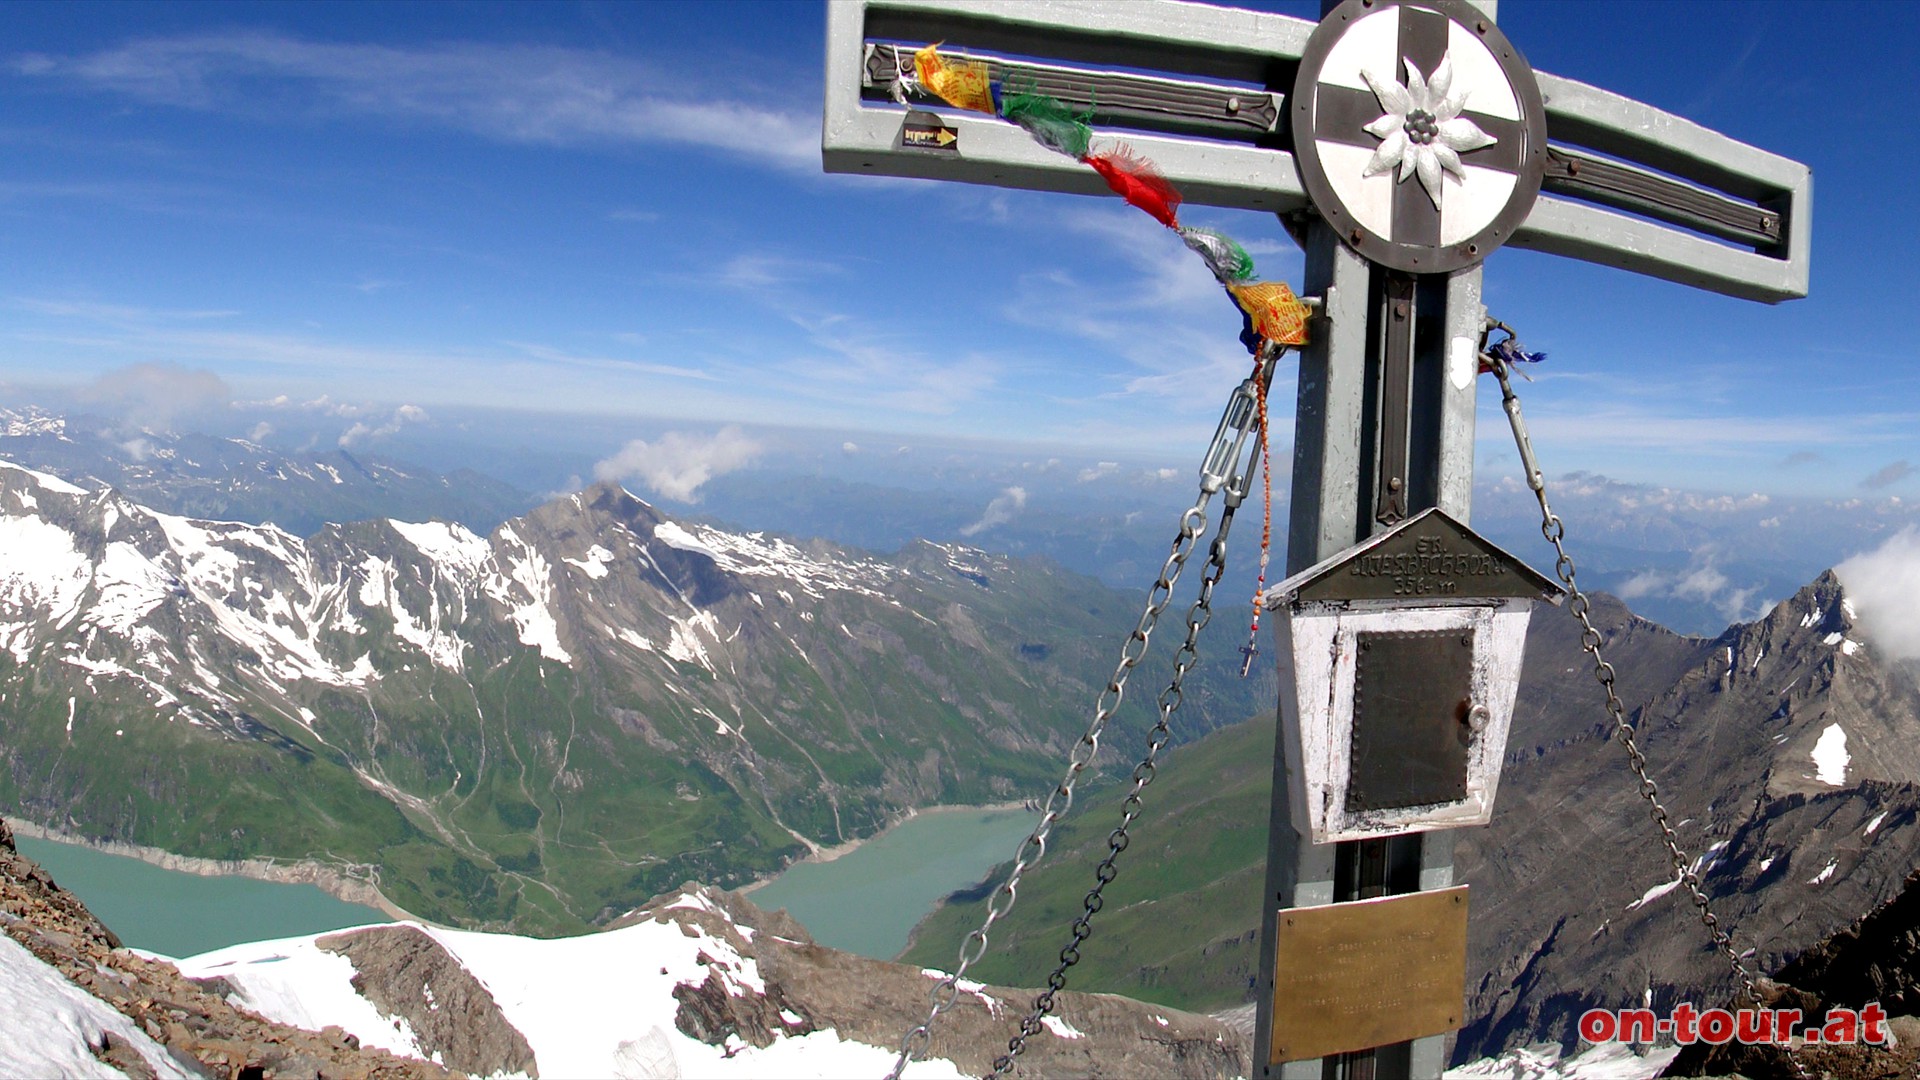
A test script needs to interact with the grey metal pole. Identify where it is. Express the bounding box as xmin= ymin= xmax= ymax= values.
xmin=1254 ymin=1 xmax=1491 ymax=1064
